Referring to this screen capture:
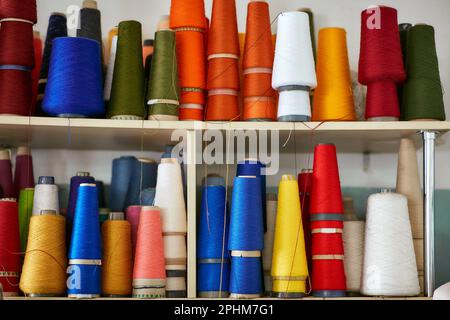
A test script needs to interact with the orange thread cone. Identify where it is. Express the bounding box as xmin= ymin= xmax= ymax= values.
xmin=170 ymin=0 xmax=207 ymax=121
xmin=243 ymin=0 xmax=276 ymax=121
xmin=205 ymin=0 xmax=240 ymax=121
